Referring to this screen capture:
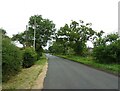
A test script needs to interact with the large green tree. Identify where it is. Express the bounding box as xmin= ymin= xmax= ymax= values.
xmin=28 ymin=15 xmax=56 ymax=56
xmin=12 ymin=15 xmax=56 ymax=56
xmin=57 ymin=20 xmax=95 ymax=55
